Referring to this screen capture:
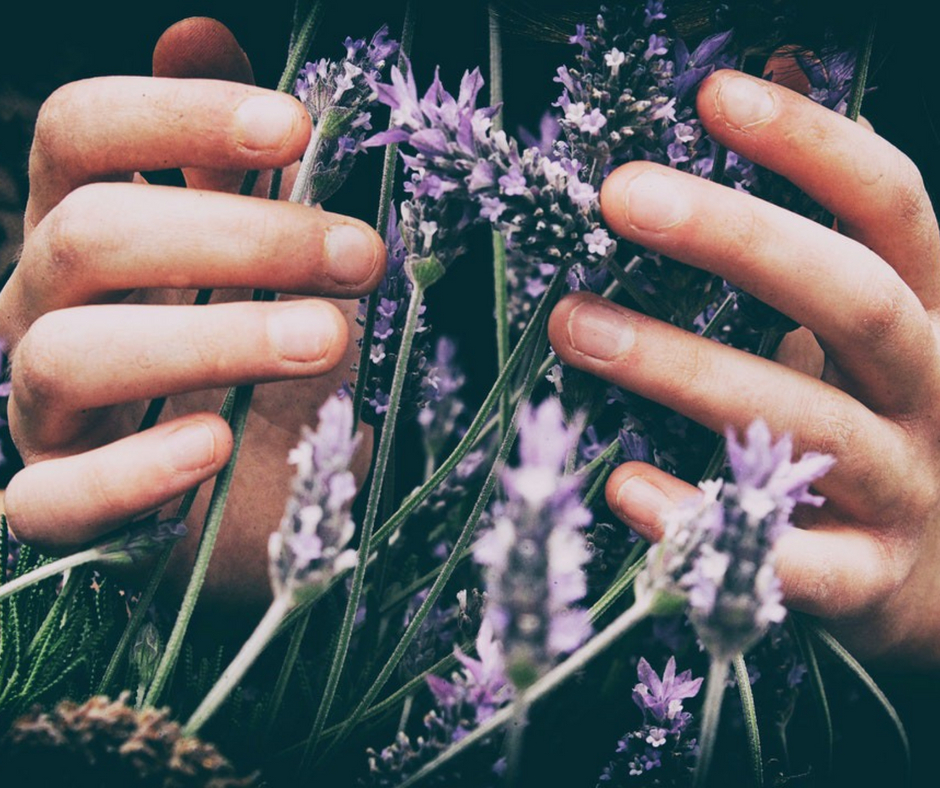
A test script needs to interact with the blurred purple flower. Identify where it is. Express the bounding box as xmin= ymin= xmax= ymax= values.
xmin=474 ymin=398 xmax=592 ymax=688
xmin=268 ymin=396 xmax=360 ymax=601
